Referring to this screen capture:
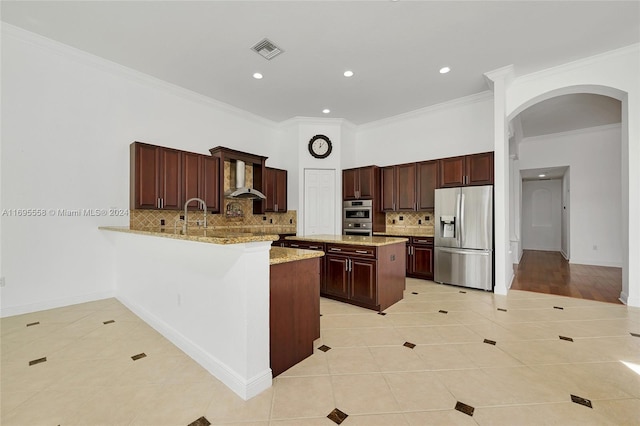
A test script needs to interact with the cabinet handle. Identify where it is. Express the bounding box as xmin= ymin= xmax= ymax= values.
xmin=330 ymin=248 xmax=342 ymax=252
xmin=157 ymin=198 xmax=160 ymax=209
xmin=275 ymin=203 xmax=278 ymax=212
xmin=348 ymin=259 xmax=352 ymax=272
xmin=290 ymin=244 xmax=300 ymax=248
xmin=345 ymin=260 xmax=349 ymax=271
xmin=355 ymin=250 xmax=368 ymax=254
xmin=309 ymin=245 xmax=320 ymax=249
